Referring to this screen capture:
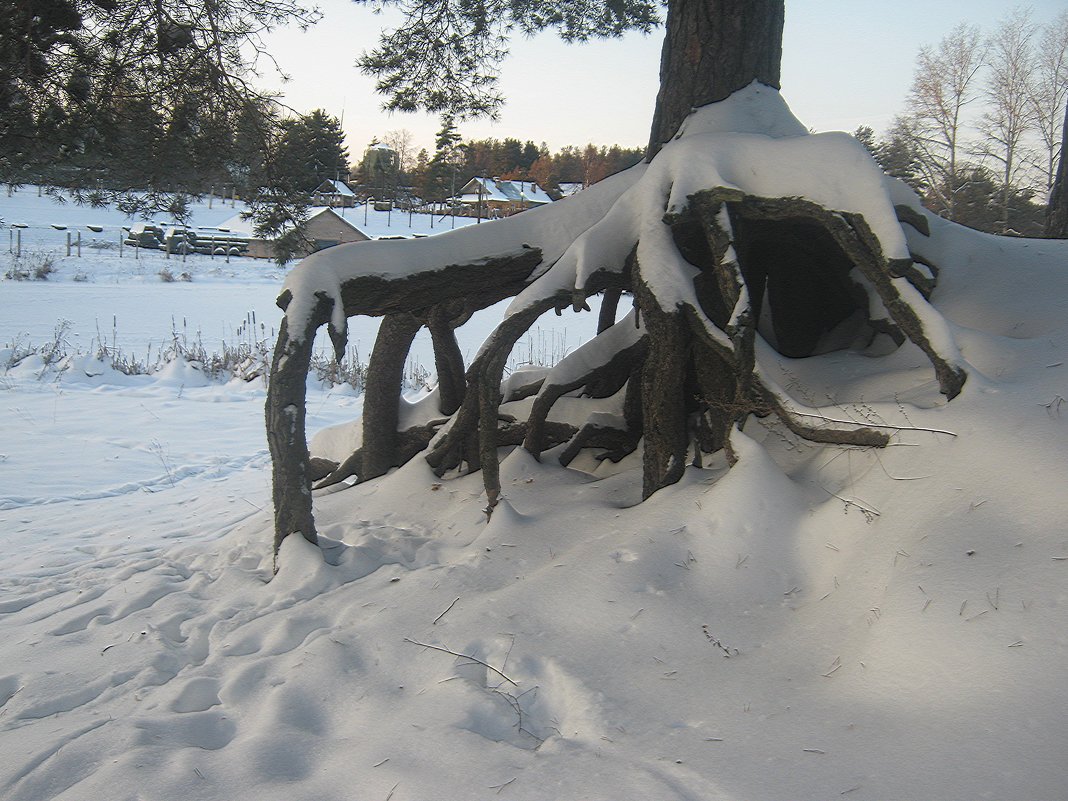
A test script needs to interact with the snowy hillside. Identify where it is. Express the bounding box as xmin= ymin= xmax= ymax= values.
xmin=2 ymin=113 xmax=1068 ymax=801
